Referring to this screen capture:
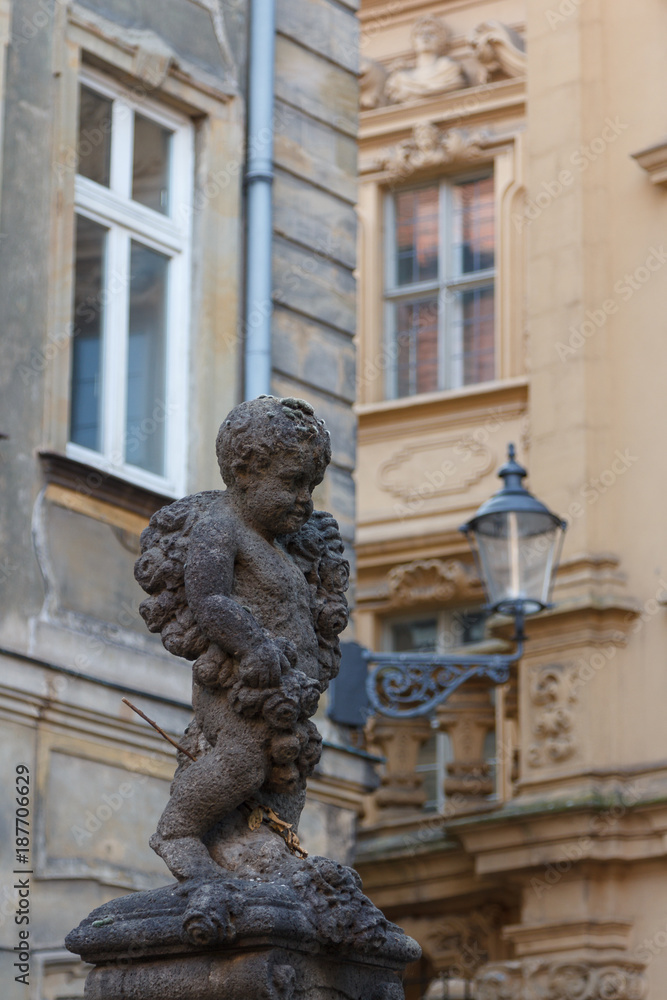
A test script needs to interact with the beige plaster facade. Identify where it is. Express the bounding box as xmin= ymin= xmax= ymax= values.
xmin=355 ymin=1 xmax=667 ymax=997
